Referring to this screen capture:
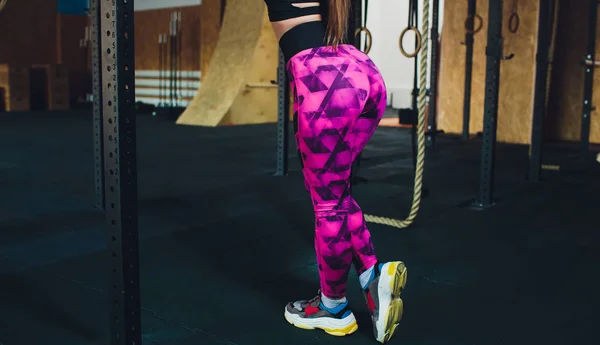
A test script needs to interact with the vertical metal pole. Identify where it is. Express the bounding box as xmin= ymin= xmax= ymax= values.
xmin=348 ymin=0 xmax=362 ymax=46
xmin=473 ymin=0 xmax=503 ymax=209
xmin=100 ymin=0 xmax=142 ymax=344
xmin=426 ymin=0 xmax=440 ymax=148
xmin=91 ymin=0 xmax=105 ymax=210
xmin=580 ymin=0 xmax=597 ymax=165
xmin=529 ymin=0 xmax=552 ymax=182
xmin=462 ymin=0 xmax=477 ymax=140
xmin=275 ymin=49 xmax=289 ymax=176
xmin=349 ymin=0 xmax=363 ymax=186
xmin=170 ymin=13 xmax=175 ymax=109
